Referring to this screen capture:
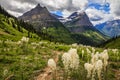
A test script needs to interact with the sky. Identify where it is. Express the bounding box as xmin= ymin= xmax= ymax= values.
xmin=0 ymin=0 xmax=120 ymax=25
